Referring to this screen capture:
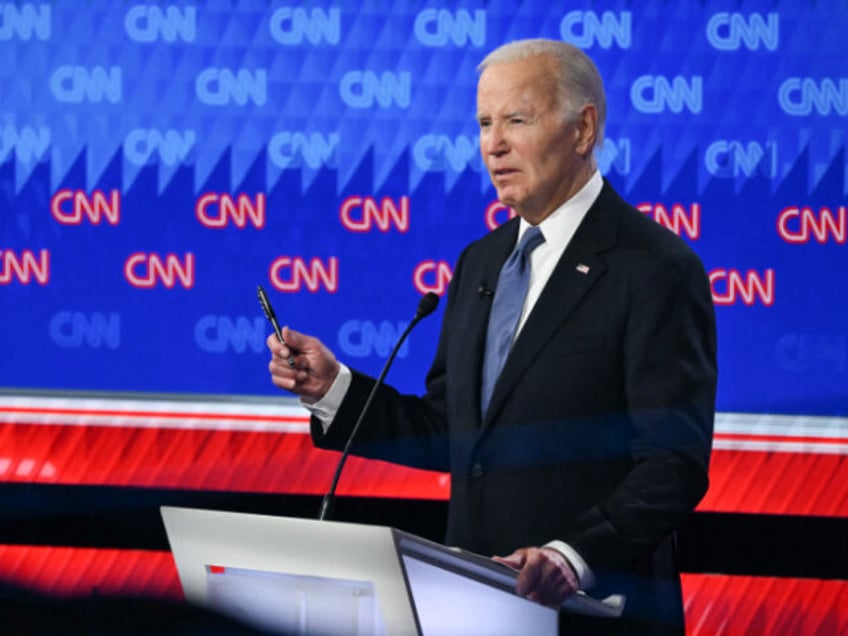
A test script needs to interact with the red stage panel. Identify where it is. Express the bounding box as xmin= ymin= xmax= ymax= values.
xmin=0 ymin=546 xmax=181 ymax=599
xmin=701 ymin=448 xmax=848 ymax=516
xmin=0 ymin=397 xmax=846 ymax=515
xmin=0 ymin=545 xmax=845 ymax=636
xmin=0 ymin=397 xmax=449 ymax=499
xmin=682 ymin=574 xmax=848 ymax=636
